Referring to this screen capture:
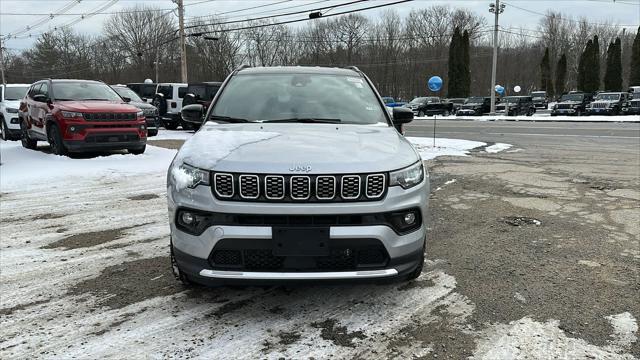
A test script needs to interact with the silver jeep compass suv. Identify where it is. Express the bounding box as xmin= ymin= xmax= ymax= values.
xmin=168 ymin=66 xmax=429 ymax=286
